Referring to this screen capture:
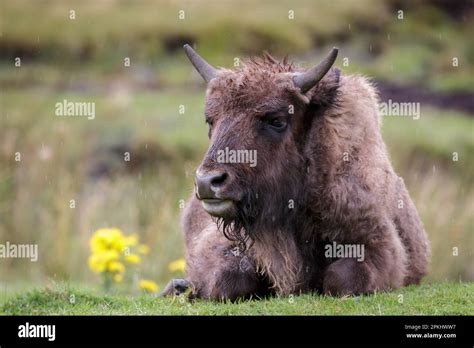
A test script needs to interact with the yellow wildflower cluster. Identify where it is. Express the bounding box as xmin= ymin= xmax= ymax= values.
xmin=88 ymin=228 xmax=187 ymax=295
xmin=168 ymin=258 xmax=186 ymax=273
xmin=139 ymin=279 xmax=159 ymax=294
xmin=88 ymin=228 xmax=149 ymax=284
